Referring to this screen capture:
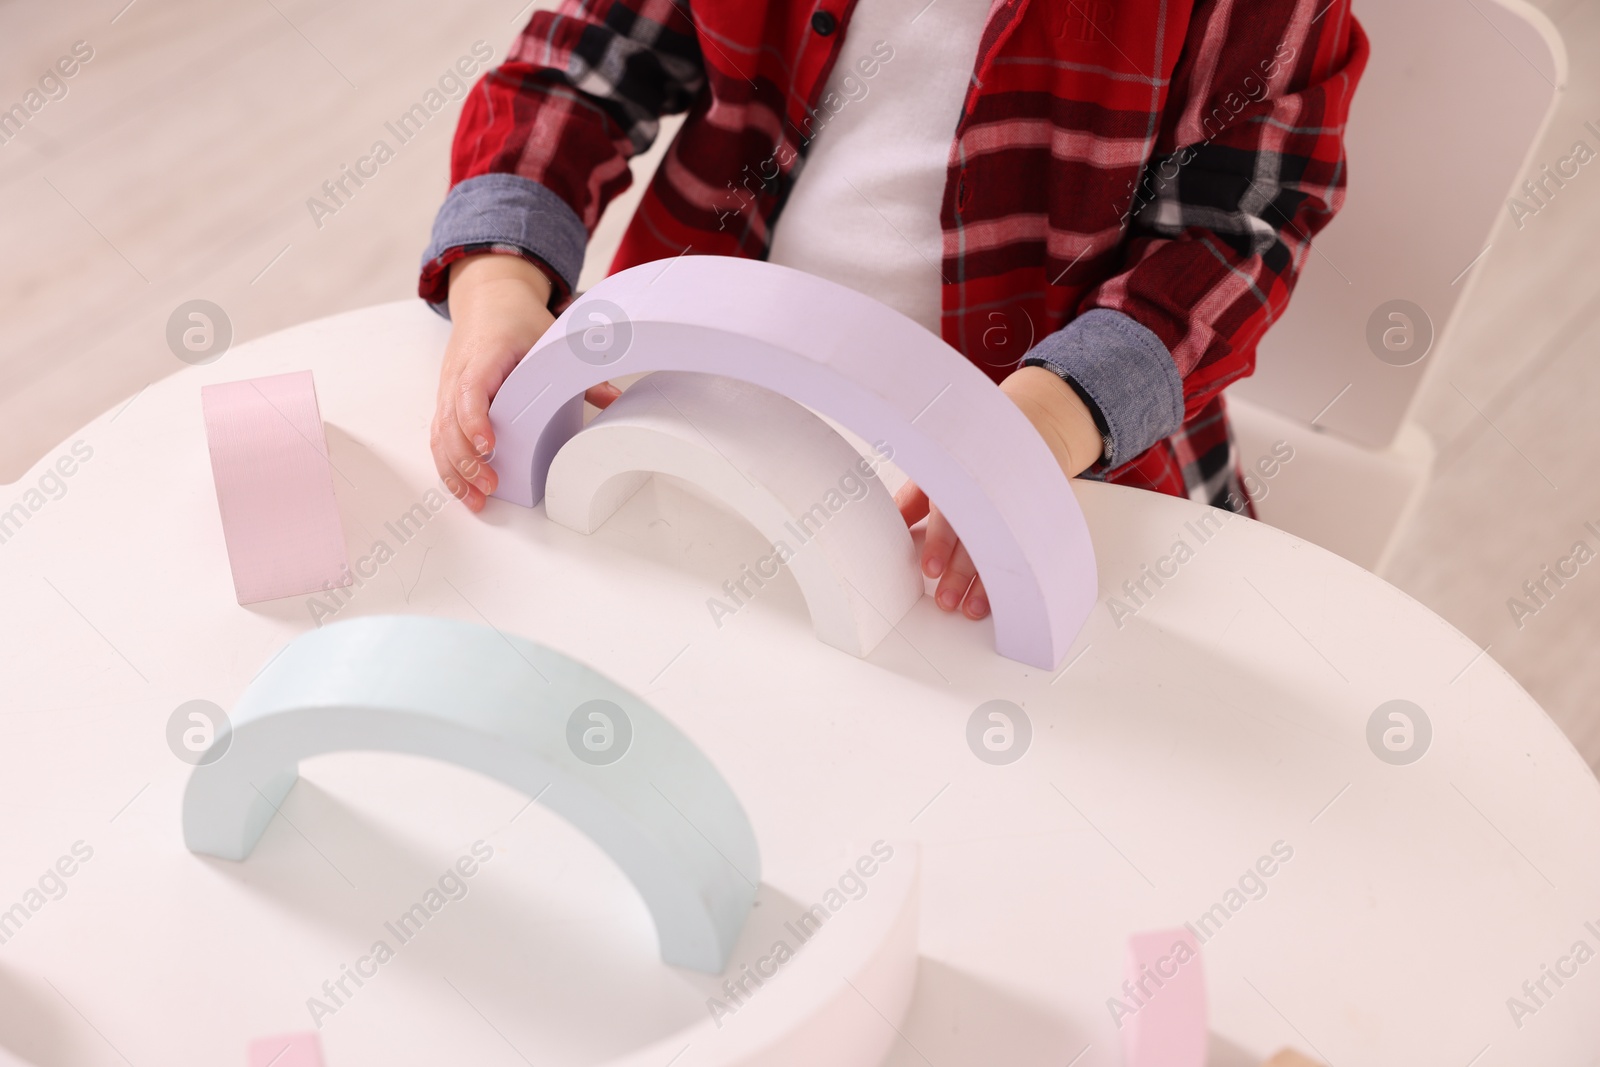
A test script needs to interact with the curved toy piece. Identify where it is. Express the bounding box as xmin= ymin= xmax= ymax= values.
xmin=181 ymin=615 xmax=760 ymax=974
xmin=607 ymin=842 xmax=921 ymax=1067
xmin=546 ymin=371 xmax=923 ymax=657
xmin=486 ymin=256 xmax=1096 ymax=669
